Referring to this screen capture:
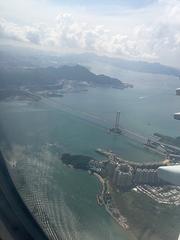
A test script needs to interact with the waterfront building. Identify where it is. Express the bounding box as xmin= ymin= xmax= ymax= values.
xmin=89 ymin=160 xmax=105 ymax=173
xmin=112 ymin=164 xmax=133 ymax=188
xmin=134 ymin=168 xmax=160 ymax=185
xmin=107 ymin=161 xmax=117 ymax=177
